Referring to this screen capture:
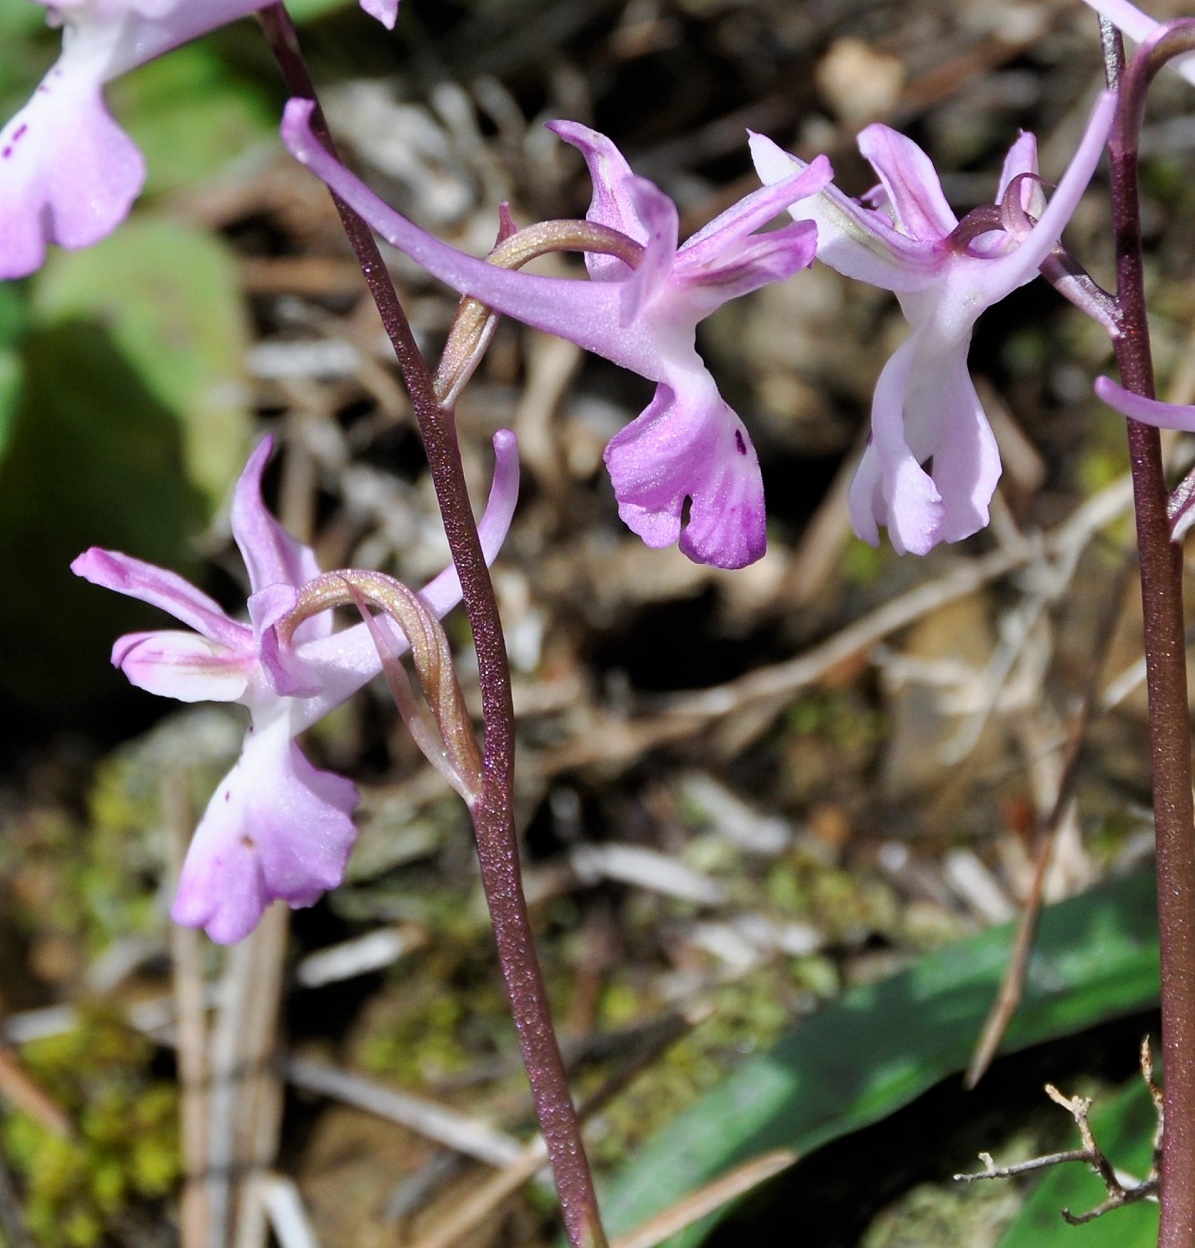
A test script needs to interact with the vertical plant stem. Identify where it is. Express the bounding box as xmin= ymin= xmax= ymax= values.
xmin=256 ymin=11 xmax=606 ymax=1247
xmin=1102 ymin=23 xmax=1195 ymax=1245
